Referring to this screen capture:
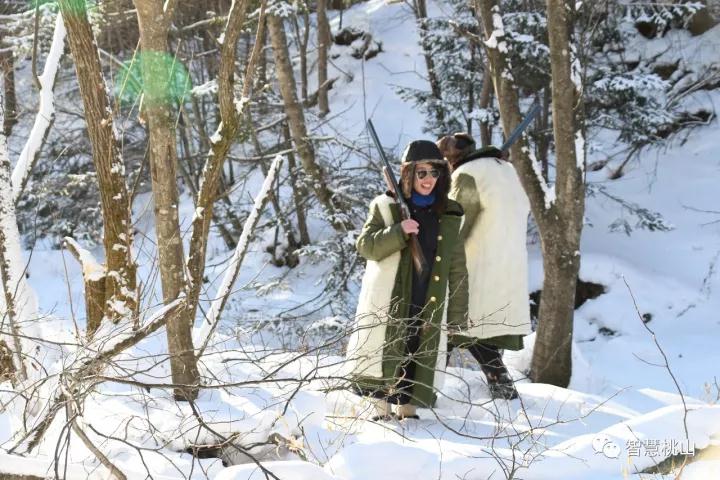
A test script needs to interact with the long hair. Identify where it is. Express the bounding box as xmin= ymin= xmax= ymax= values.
xmin=399 ymin=160 xmax=450 ymax=214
